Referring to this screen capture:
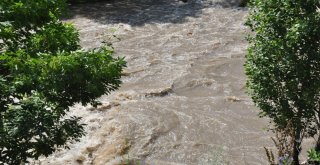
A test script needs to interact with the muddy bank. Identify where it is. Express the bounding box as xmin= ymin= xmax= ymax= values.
xmin=42 ymin=0 xmax=275 ymax=164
